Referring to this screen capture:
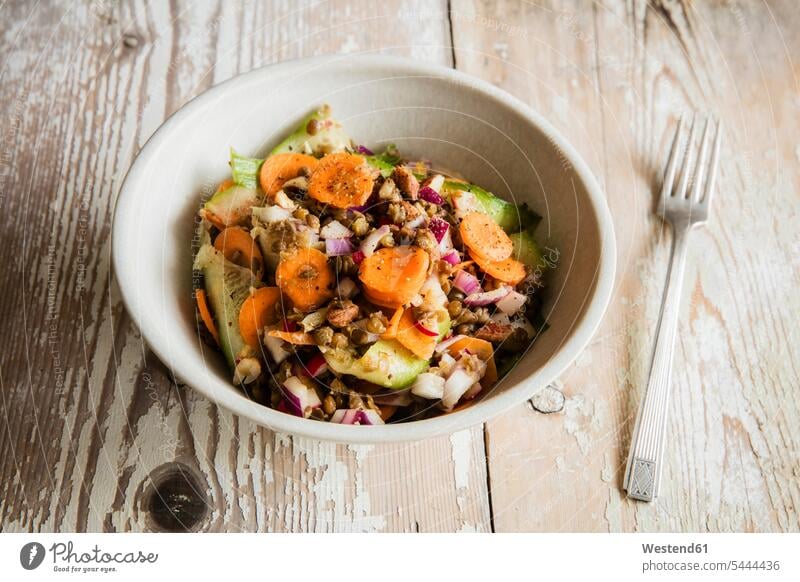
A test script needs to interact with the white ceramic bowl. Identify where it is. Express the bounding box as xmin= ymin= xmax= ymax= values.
xmin=113 ymin=55 xmax=615 ymax=443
